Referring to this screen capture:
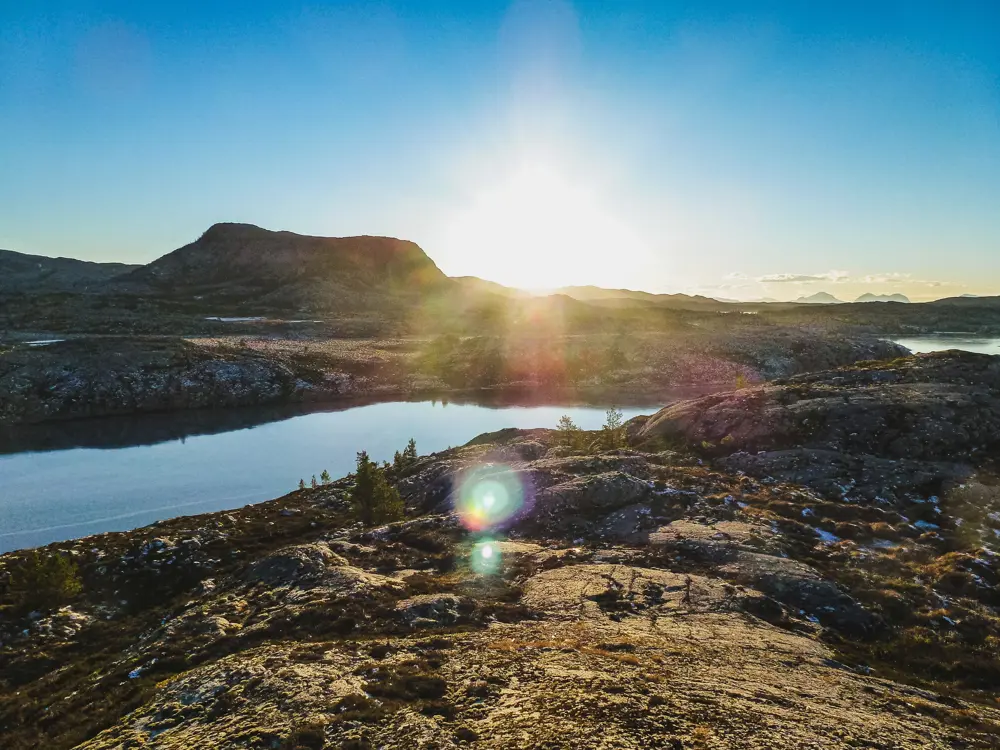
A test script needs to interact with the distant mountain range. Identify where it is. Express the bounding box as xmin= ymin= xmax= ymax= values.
xmin=855 ymin=293 xmax=910 ymax=303
xmin=792 ymin=291 xmax=912 ymax=304
xmin=0 ymin=225 xmax=992 ymax=315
